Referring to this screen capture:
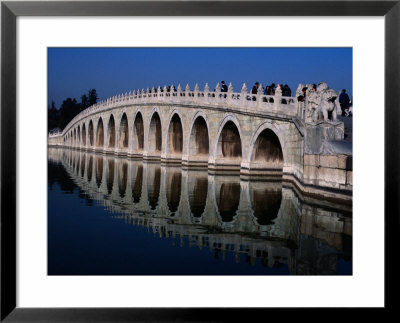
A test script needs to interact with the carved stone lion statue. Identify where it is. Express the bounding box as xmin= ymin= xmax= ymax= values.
xmin=303 ymin=82 xmax=340 ymax=122
xmin=317 ymin=88 xmax=340 ymax=122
